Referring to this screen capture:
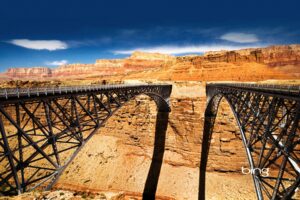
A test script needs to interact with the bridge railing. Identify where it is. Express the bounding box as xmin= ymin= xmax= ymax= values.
xmin=0 ymin=84 xmax=171 ymax=99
